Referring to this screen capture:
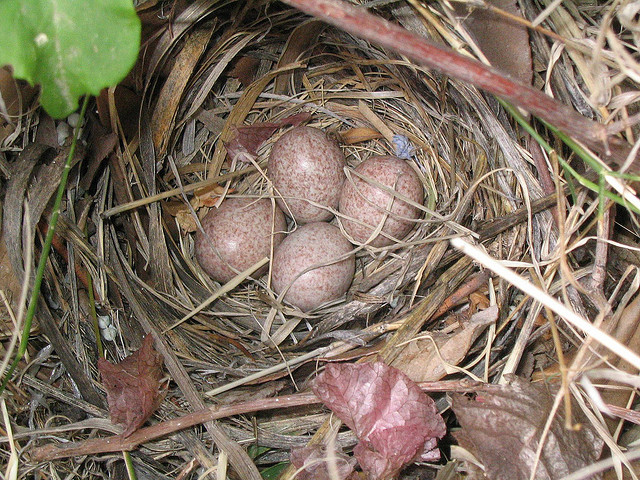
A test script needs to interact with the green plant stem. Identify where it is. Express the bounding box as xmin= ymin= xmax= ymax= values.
xmin=0 ymin=95 xmax=90 ymax=395
xmin=497 ymin=98 xmax=640 ymax=215
xmin=84 ymin=236 xmax=135 ymax=480
xmin=123 ymin=450 xmax=137 ymax=480
xmin=85 ymin=231 xmax=104 ymax=359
